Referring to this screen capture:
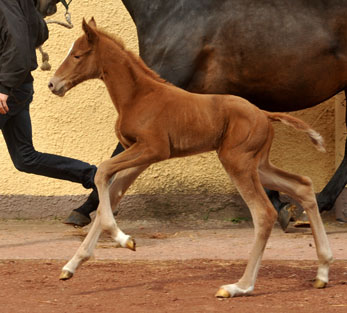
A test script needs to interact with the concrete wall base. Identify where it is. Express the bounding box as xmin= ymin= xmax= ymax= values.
xmin=0 ymin=193 xmax=249 ymax=222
